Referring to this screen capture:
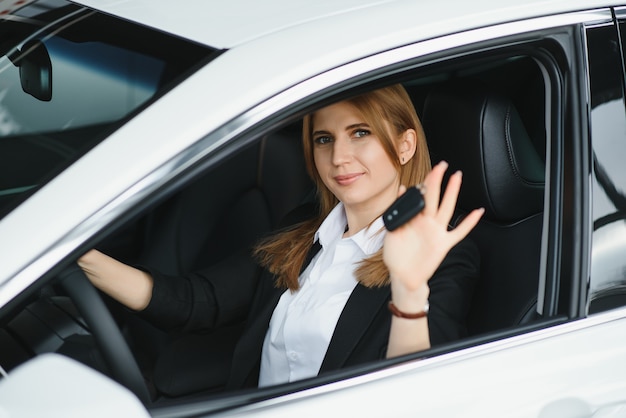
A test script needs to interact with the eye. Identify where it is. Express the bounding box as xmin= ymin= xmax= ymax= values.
xmin=314 ymin=135 xmax=333 ymax=145
xmin=353 ymin=129 xmax=370 ymax=138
